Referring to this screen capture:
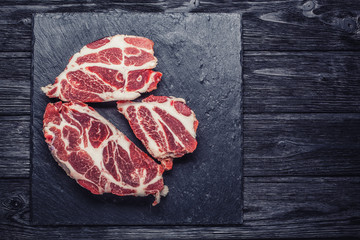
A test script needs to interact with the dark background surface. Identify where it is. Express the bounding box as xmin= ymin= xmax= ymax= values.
xmin=31 ymin=13 xmax=242 ymax=225
xmin=0 ymin=0 xmax=360 ymax=239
